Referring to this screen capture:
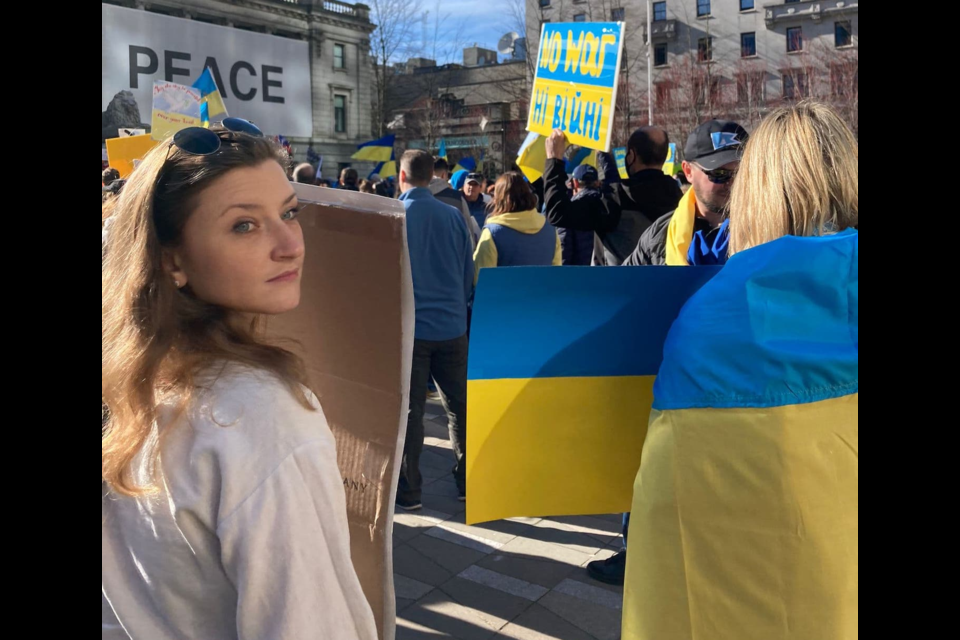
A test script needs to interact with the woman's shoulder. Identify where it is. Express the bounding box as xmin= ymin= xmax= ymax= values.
xmin=166 ymin=364 xmax=330 ymax=465
xmin=158 ymin=364 xmax=337 ymax=527
xmin=655 ymin=232 xmax=858 ymax=411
